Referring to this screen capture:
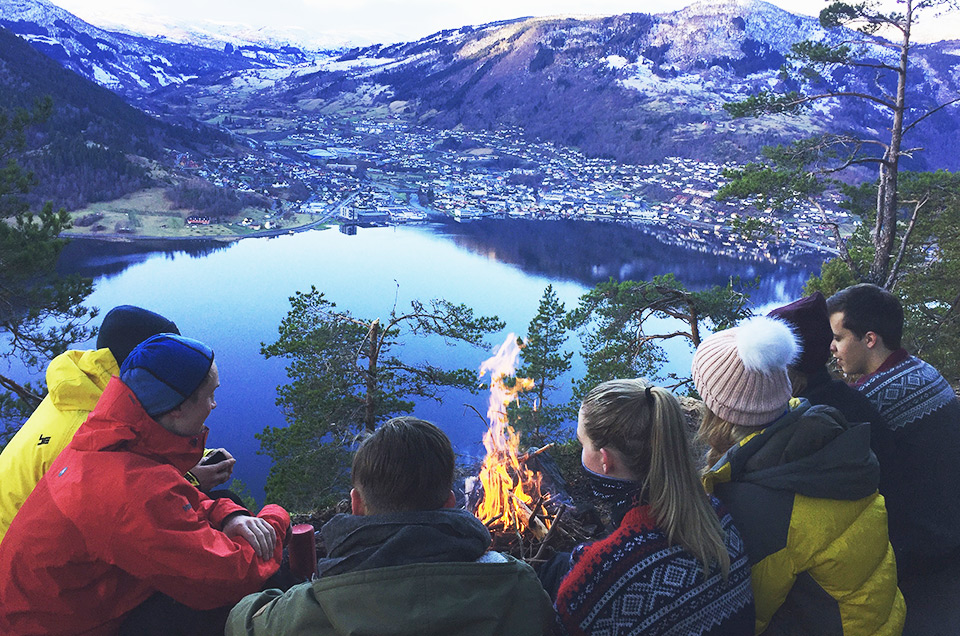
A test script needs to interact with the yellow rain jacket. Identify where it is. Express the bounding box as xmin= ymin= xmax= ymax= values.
xmin=703 ymin=400 xmax=905 ymax=635
xmin=0 ymin=348 xmax=117 ymax=542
